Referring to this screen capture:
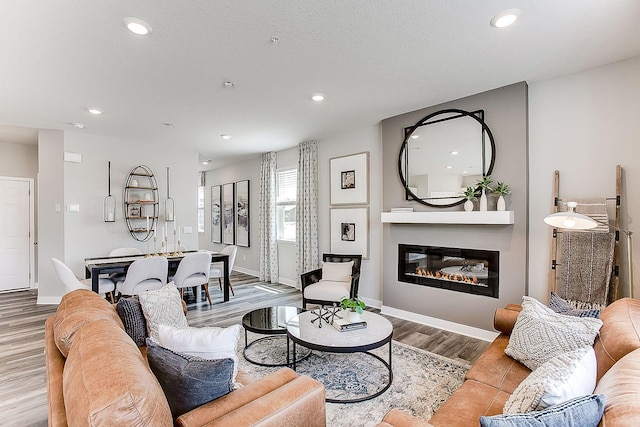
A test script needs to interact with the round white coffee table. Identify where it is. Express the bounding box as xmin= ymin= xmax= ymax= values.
xmin=286 ymin=310 xmax=393 ymax=403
